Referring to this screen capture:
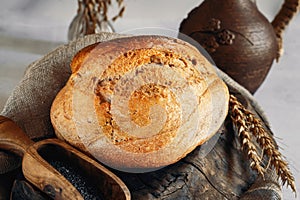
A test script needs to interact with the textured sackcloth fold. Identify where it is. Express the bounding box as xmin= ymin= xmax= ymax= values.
xmin=0 ymin=32 xmax=282 ymax=199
